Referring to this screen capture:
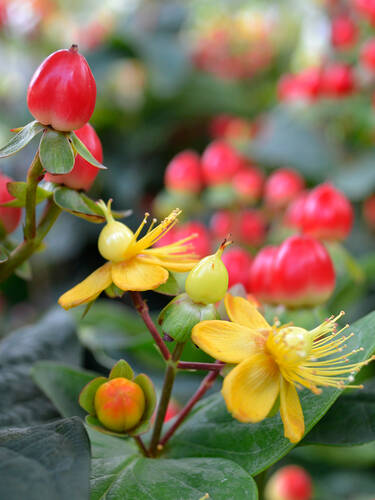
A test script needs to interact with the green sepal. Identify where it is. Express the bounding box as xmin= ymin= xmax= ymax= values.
xmin=85 ymin=415 xmax=129 ymax=438
xmin=128 ymin=374 xmax=157 ymax=436
xmin=69 ymin=131 xmax=106 ymax=170
xmin=78 ymin=376 xmax=107 ymax=416
xmin=15 ymin=259 xmax=32 ymax=281
xmin=105 ymin=283 xmax=125 ymax=298
xmin=39 ymin=129 xmax=75 ymax=174
xmin=0 ymin=181 xmax=52 ymax=207
xmin=155 ymin=271 xmax=180 ymax=296
xmin=0 ymin=120 xmax=45 ymax=158
xmin=109 ymin=359 xmax=134 ymax=380
xmin=53 ymin=186 xmax=131 ymax=223
xmin=203 ymin=184 xmax=236 ymax=209
xmin=158 ymin=293 xmax=218 ymax=343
